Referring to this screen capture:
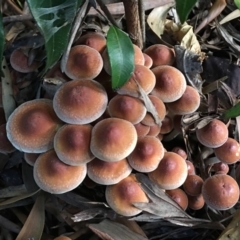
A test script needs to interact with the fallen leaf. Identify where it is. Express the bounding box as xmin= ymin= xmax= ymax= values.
xmin=219 ymin=9 xmax=240 ymax=25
